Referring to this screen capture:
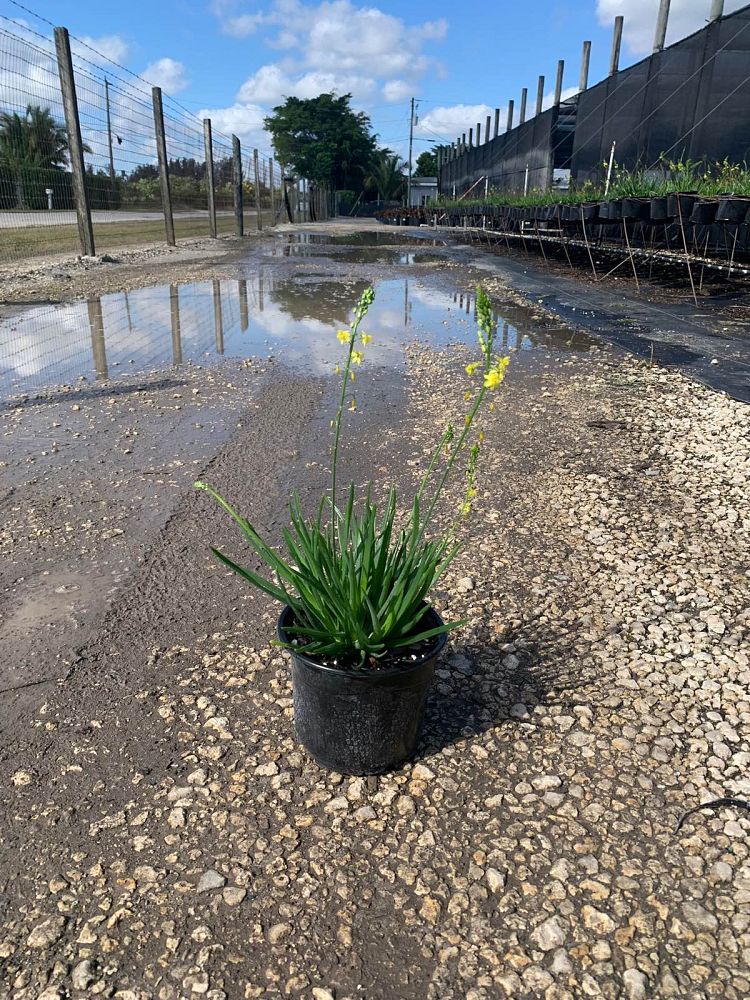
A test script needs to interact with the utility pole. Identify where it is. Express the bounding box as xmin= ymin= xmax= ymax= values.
xmin=104 ymin=78 xmax=115 ymax=183
xmin=407 ymin=97 xmax=416 ymax=208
